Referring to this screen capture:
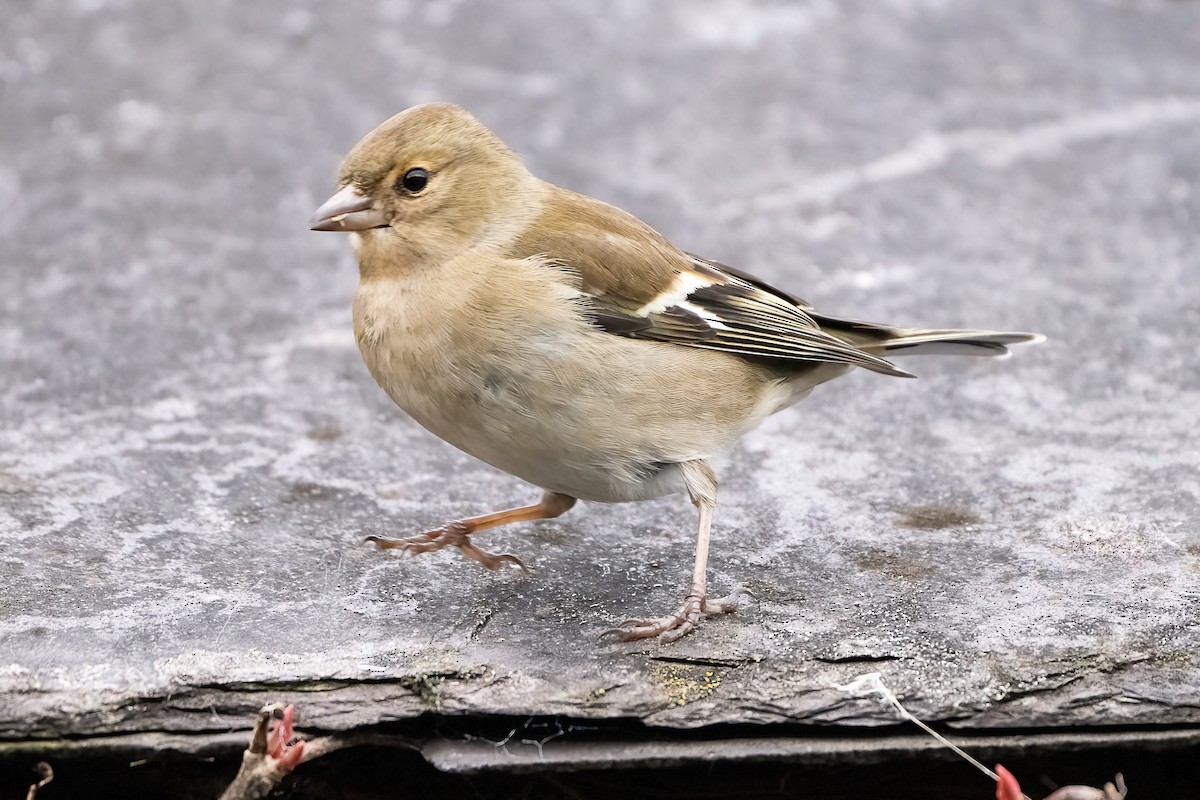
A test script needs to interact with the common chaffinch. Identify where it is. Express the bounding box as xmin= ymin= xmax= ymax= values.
xmin=310 ymin=103 xmax=1042 ymax=643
